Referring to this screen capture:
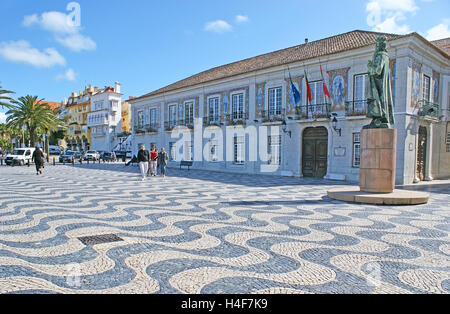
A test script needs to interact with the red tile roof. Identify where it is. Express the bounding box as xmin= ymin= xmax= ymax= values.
xmin=431 ymin=37 xmax=450 ymax=55
xmin=132 ymin=30 xmax=448 ymax=102
xmin=36 ymin=100 xmax=61 ymax=111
